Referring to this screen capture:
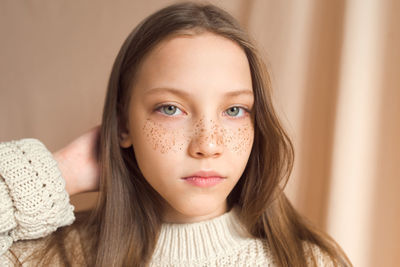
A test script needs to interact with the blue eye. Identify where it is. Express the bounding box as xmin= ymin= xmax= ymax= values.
xmin=155 ymin=104 xmax=250 ymax=118
xmin=225 ymin=106 xmax=249 ymax=118
xmin=156 ymin=105 xmax=183 ymax=116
